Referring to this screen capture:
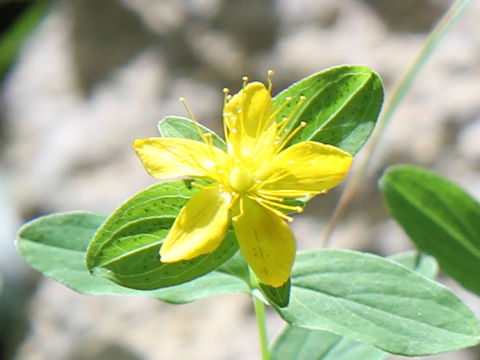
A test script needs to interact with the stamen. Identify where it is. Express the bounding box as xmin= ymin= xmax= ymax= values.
xmin=267 ymin=69 xmax=274 ymax=92
xmin=179 ymin=97 xmax=209 ymax=143
xmin=222 ymin=90 xmax=230 ymax=144
xmin=276 ymin=95 xmax=307 ymax=137
xmin=232 ymin=196 xmax=245 ymax=221
xmin=204 ymin=133 xmax=213 ymax=146
xmin=258 ymin=197 xmax=303 ymax=213
xmin=179 ymin=97 xmax=210 ymax=143
xmin=250 ymin=191 xmax=283 ymax=202
xmin=247 ymin=194 xmax=294 ymax=222
xmin=203 ymin=133 xmax=227 ymax=182
xmin=258 ymin=188 xmax=315 ymax=198
xmin=223 ymin=88 xmax=230 ymax=107
xmin=179 ymin=97 xmax=225 ymax=181
xmin=256 ymin=169 xmax=291 ymax=187
xmin=179 ymin=97 xmax=196 ymax=121
xmin=242 ymin=76 xmax=249 ymax=88
xmin=247 ymin=91 xmax=294 ymax=155
xmin=269 ymin=97 xmax=295 ymax=130
xmin=278 ymin=121 xmax=307 ymax=150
